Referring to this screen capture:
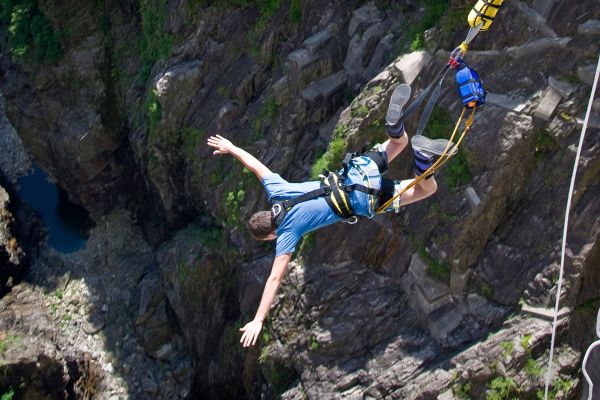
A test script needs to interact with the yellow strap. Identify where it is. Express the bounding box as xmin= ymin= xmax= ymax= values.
xmin=375 ymin=107 xmax=476 ymax=214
